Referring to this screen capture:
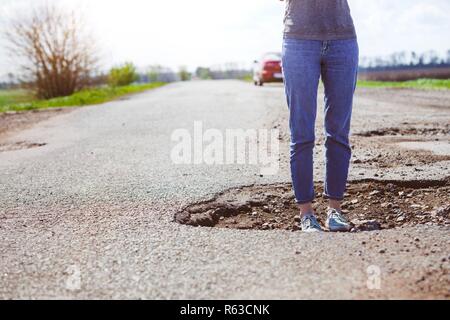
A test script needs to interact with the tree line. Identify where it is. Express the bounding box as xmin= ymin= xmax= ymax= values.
xmin=359 ymin=50 xmax=450 ymax=71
